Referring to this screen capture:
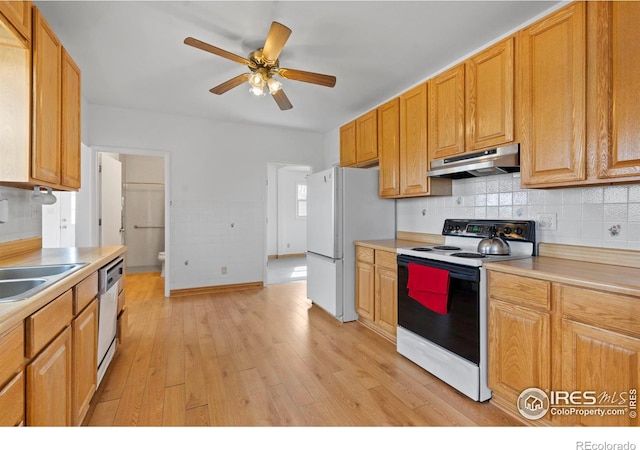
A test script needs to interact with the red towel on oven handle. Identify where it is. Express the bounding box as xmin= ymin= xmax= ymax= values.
xmin=407 ymin=263 xmax=451 ymax=314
